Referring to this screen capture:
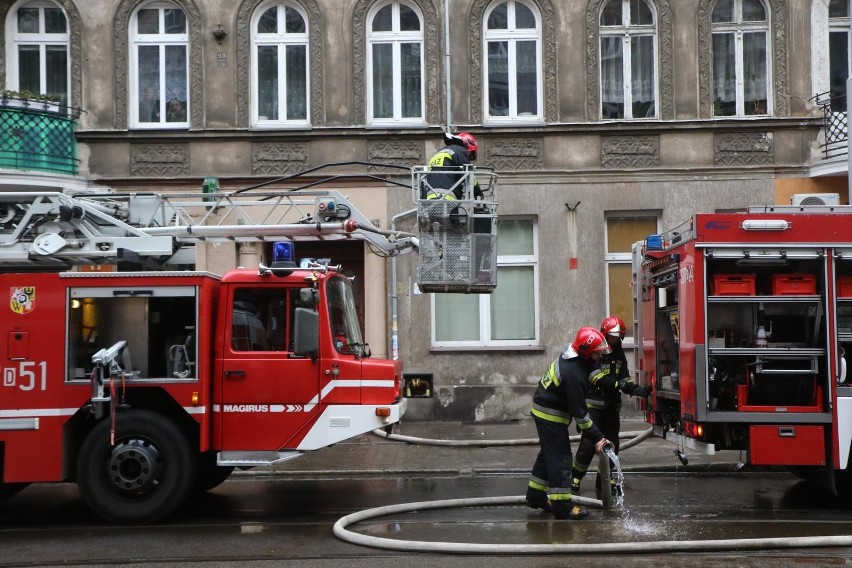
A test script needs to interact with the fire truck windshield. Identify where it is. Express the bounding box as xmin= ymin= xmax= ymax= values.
xmin=326 ymin=275 xmax=365 ymax=356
